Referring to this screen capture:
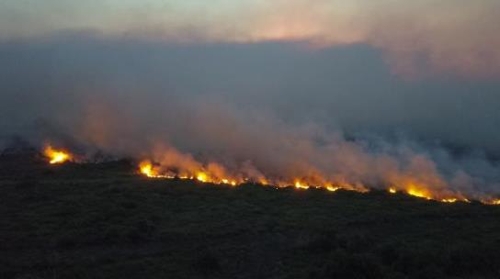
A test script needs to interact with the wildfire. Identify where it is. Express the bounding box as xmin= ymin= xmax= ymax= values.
xmin=481 ymin=199 xmax=500 ymax=206
xmin=139 ymin=161 xmax=175 ymax=179
xmin=326 ymin=186 xmax=340 ymax=192
xmin=139 ymin=160 xmax=241 ymax=186
xmin=196 ymin=172 xmax=209 ymax=183
xmin=37 ymin=146 xmax=499 ymax=206
xmin=402 ymin=183 xmax=469 ymax=204
xmin=44 ymin=145 xmax=72 ymax=164
xmin=222 ymin=179 xmax=237 ymax=186
xmin=406 ymin=186 xmax=432 ymax=200
xmin=134 ymin=160 xmax=500 ymax=206
xmin=294 ymin=180 xmax=310 ymax=190
xmin=139 ymin=161 xmax=492 ymax=205
xmin=139 ymin=161 xmax=157 ymax=178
